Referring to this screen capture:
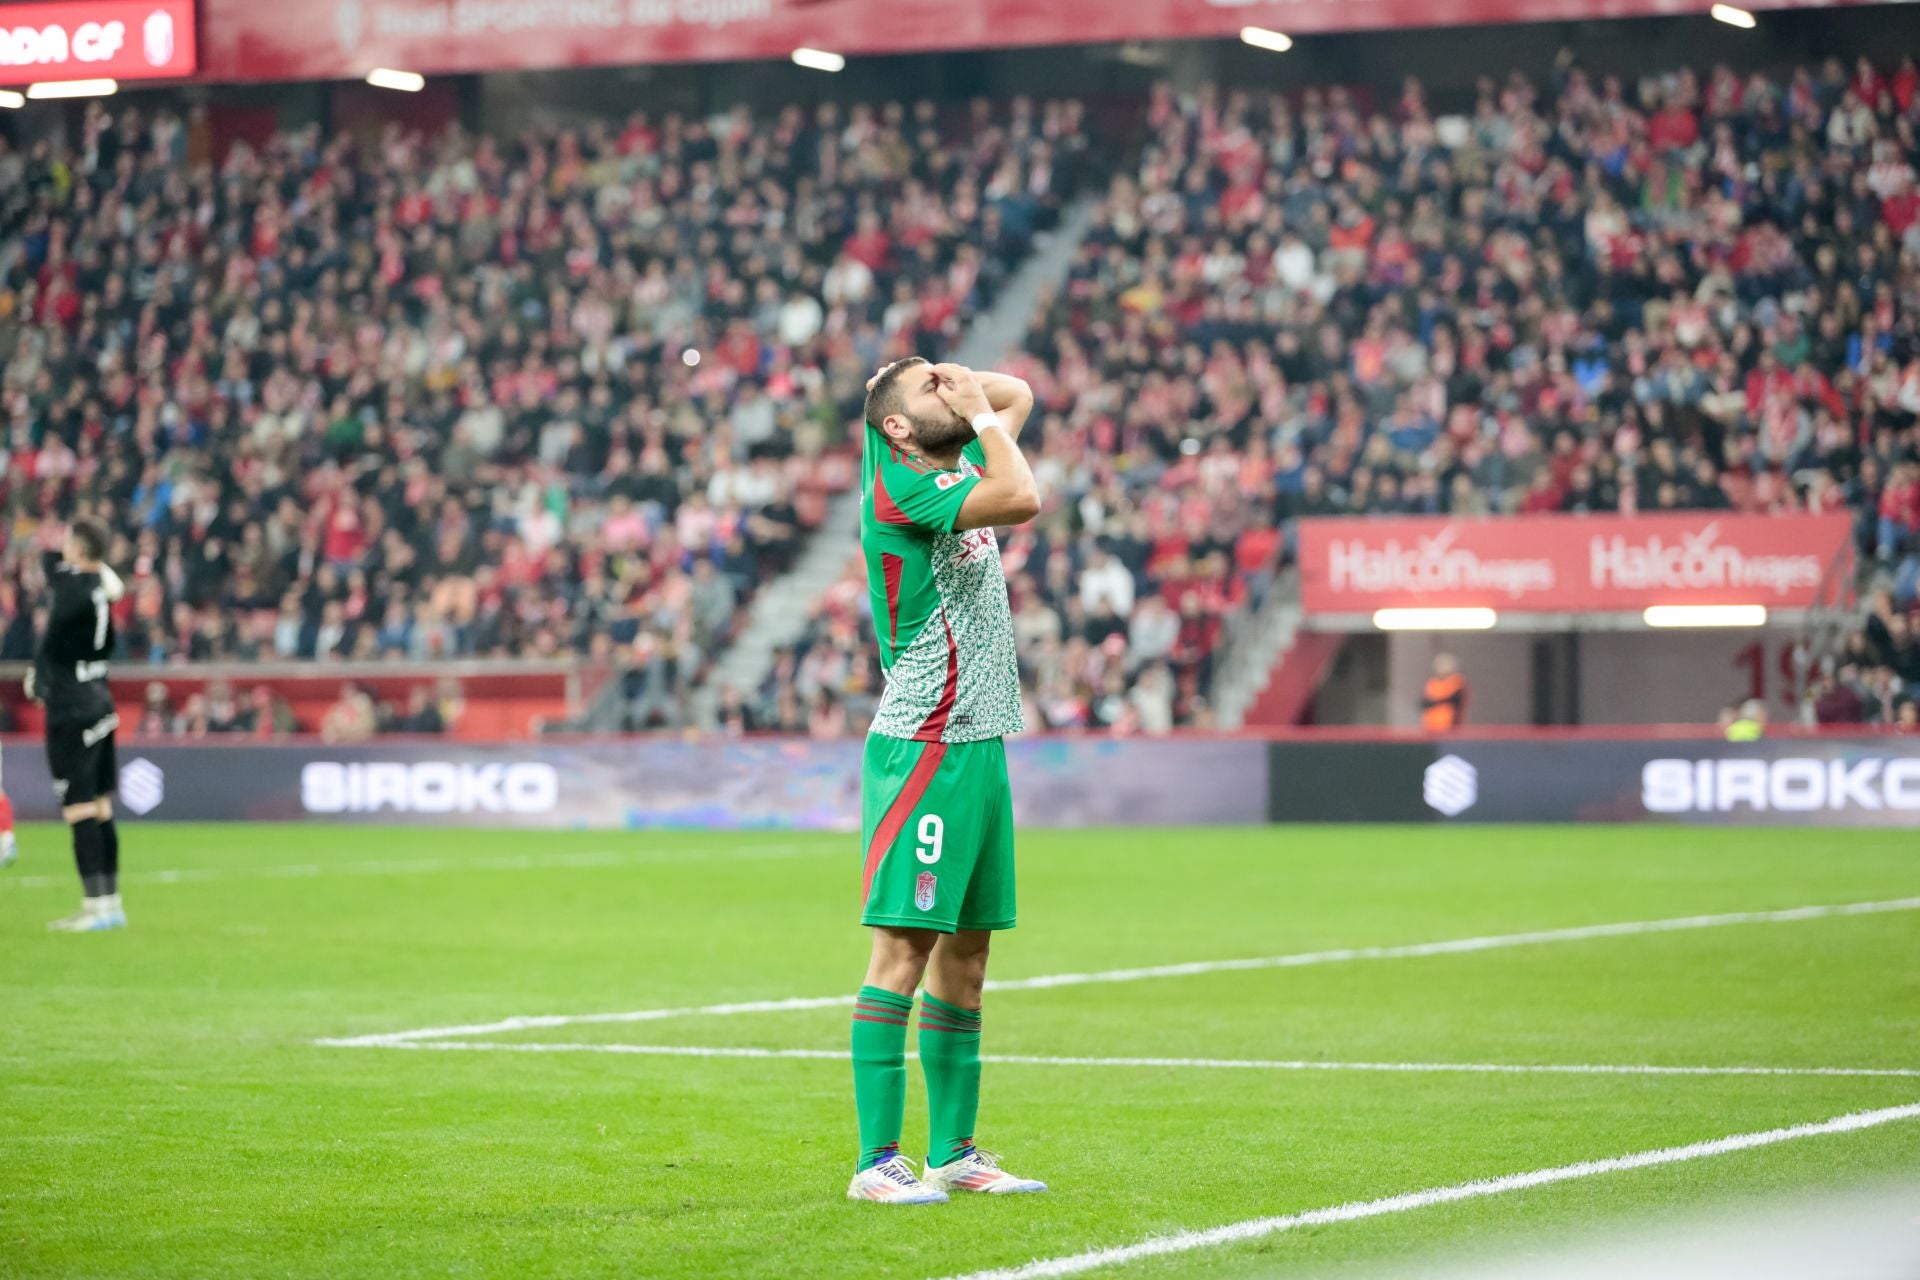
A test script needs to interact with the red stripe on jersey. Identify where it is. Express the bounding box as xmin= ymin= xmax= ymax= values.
xmin=861 ymin=740 xmax=949 ymax=903
xmin=881 ymin=552 xmax=903 ymax=652
xmin=912 ymin=611 xmax=960 ymax=742
xmin=872 ymin=465 xmax=914 ymax=527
